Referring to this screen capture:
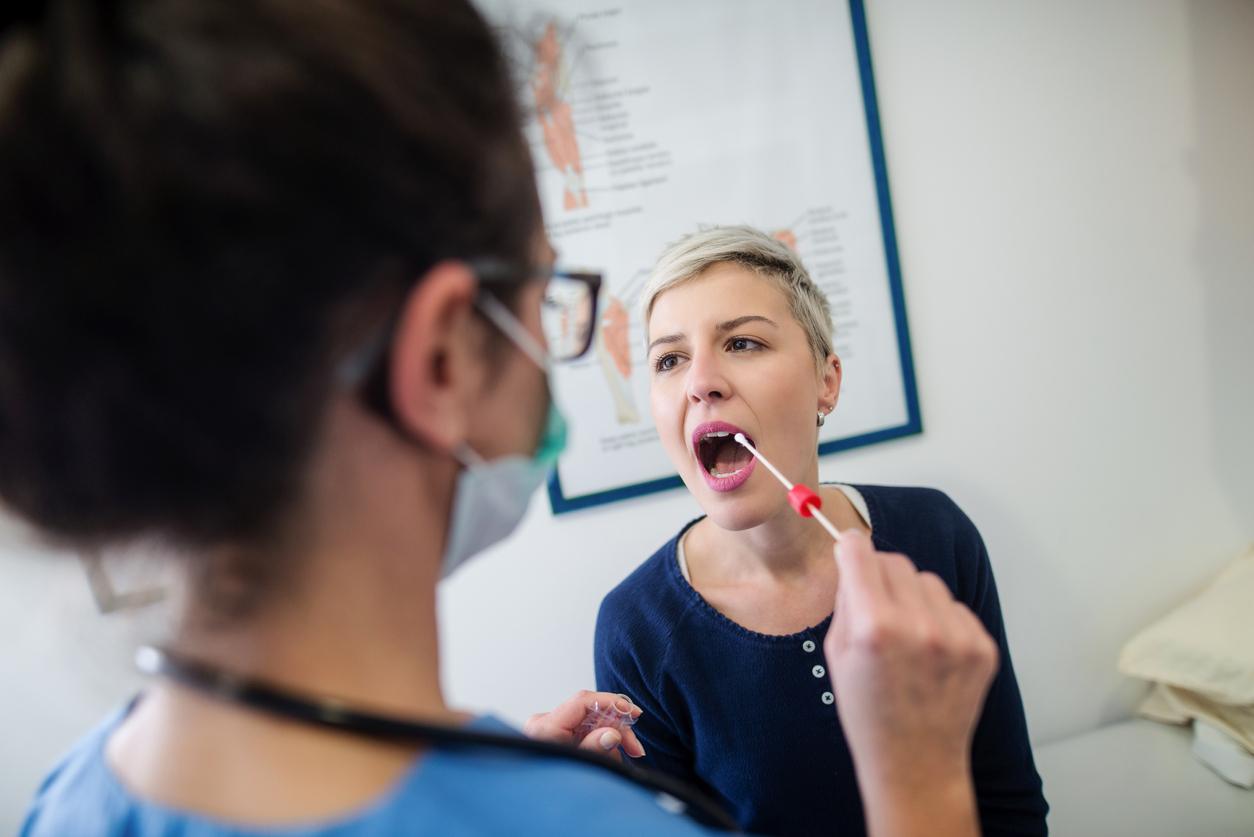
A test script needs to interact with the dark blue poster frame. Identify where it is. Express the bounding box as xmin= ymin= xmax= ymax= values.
xmin=548 ymin=0 xmax=921 ymax=514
